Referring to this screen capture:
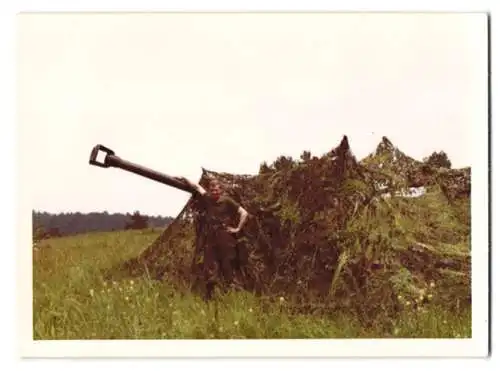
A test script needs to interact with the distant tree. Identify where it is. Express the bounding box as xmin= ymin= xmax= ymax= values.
xmin=259 ymin=161 xmax=272 ymax=174
xmin=273 ymin=155 xmax=294 ymax=171
xmin=48 ymin=227 xmax=61 ymax=238
xmin=32 ymin=226 xmax=46 ymax=243
xmin=300 ymin=150 xmax=312 ymax=162
xmin=32 ymin=210 xmax=172 ymax=236
xmin=125 ymin=211 xmax=149 ymax=230
xmin=424 ymin=151 xmax=452 ymax=169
